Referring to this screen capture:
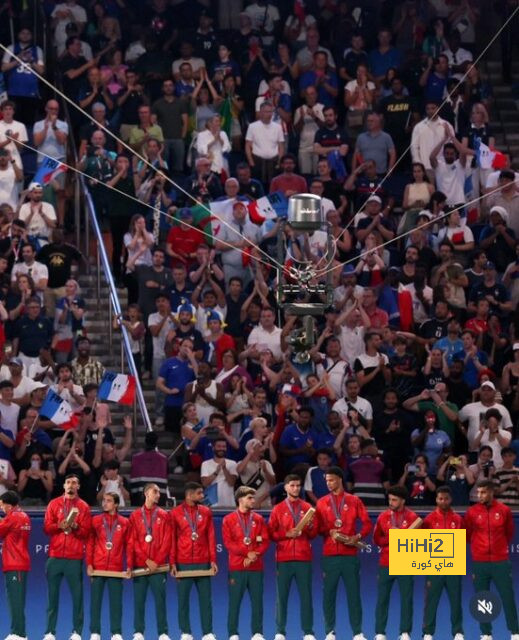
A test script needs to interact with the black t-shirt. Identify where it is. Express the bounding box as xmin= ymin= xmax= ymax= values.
xmin=225 ymin=293 xmax=247 ymax=338
xmin=314 ymin=126 xmax=349 ymax=155
xmin=61 ymin=53 xmax=88 ymax=99
xmin=108 ymin=175 xmax=136 ymax=218
xmin=378 ymin=95 xmax=417 ymax=148
xmin=419 ymin=317 xmax=449 ymax=342
xmin=37 ymin=243 xmax=82 ymax=288
xmin=79 ymin=121 xmax=118 ymax=152
xmin=84 ymin=426 xmax=115 ymax=465
xmin=372 ymin=408 xmax=414 ymax=478
xmin=322 ymin=179 xmax=345 ymax=208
